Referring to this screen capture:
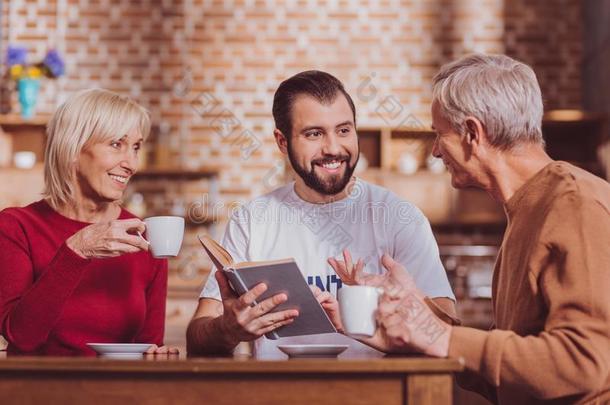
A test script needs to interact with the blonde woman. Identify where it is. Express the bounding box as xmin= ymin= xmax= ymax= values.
xmin=0 ymin=89 xmax=177 ymax=356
